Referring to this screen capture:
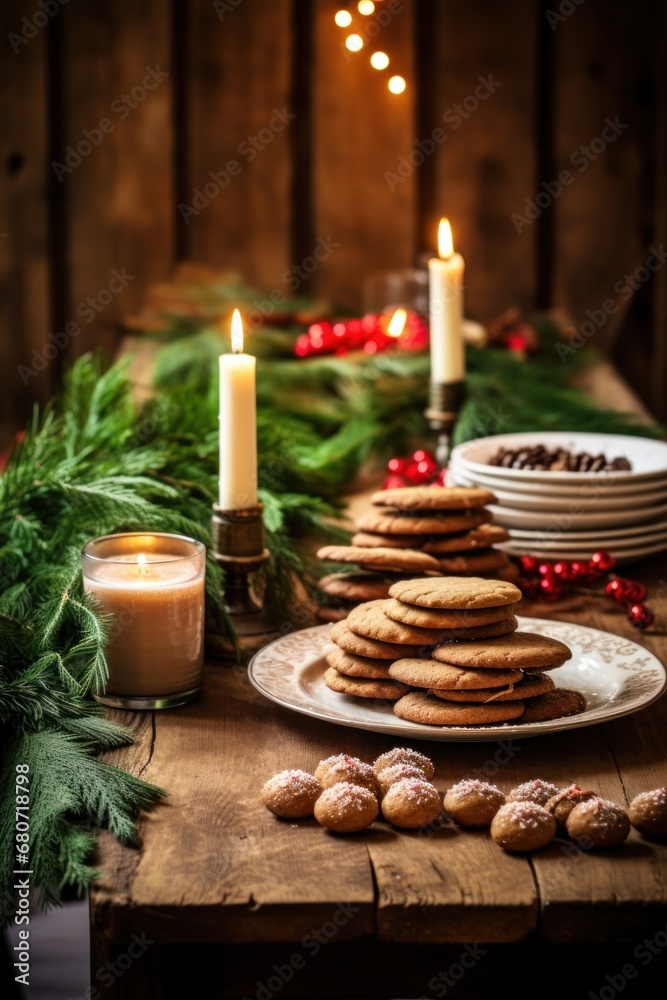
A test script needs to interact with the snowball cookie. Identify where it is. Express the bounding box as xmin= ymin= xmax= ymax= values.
xmin=566 ymin=797 xmax=630 ymax=848
xmin=629 ymin=788 xmax=667 ymax=838
xmin=545 ymin=783 xmax=597 ymax=830
xmin=261 ymin=769 xmax=321 ymax=819
xmin=314 ymin=782 xmax=379 ymax=833
xmin=381 ymin=777 xmax=443 ymax=829
xmin=444 ymin=779 xmax=505 ymax=828
xmin=507 ymin=778 xmax=562 ymax=808
xmin=376 ymin=763 xmax=426 ymax=797
xmin=491 ymin=801 xmax=556 ymax=852
xmin=374 ymin=746 xmax=435 ymax=780
xmin=315 ymin=754 xmax=379 ymax=797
